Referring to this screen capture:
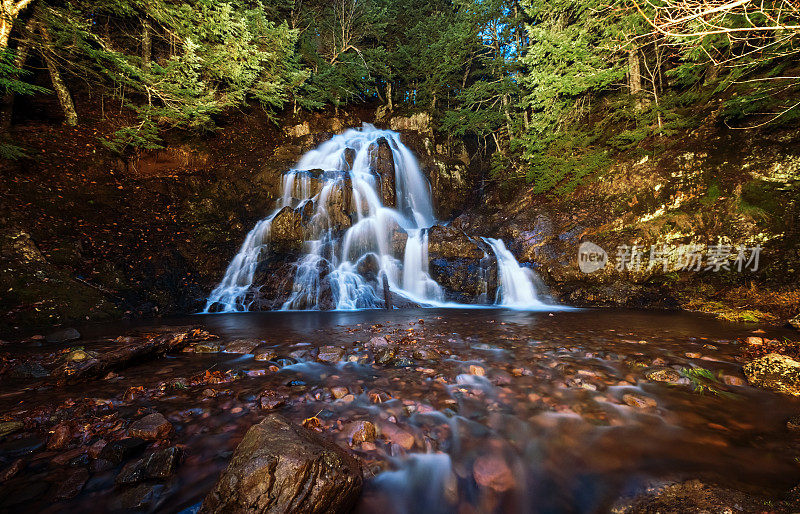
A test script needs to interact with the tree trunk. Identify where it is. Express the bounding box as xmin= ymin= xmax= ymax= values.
xmin=0 ymin=0 xmax=35 ymax=50
xmin=39 ymin=23 xmax=78 ymax=126
xmin=628 ymin=48 xmax=642 ymax=95
xmin=386 ymin=81 xmax=393 ymax=112
xmin=141 ymin=19 xmax=151 ymax=68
